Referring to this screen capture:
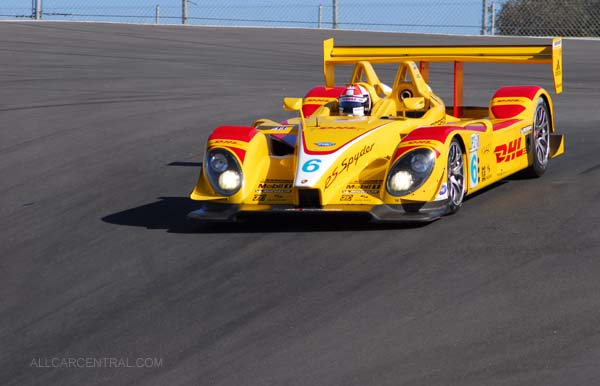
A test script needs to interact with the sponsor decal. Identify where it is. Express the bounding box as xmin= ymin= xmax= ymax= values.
xmin=480 ymin=165 xmax=491 ymax=182
xmin=324 ymin=144 xmax=375 ymax=188
xmin=302 ymin=159 xmax=322 ymax=172
xmin=342 ymin=183 xmax=381 ymax=195
xmin=210 ymin=139 xmax=244 ymax=146
xmin=315 ymin=142 xmax=336 ymax=147
xmin=252 ymin=194 xmax=266 ymax=202
xmin=402 ymin=140 xmax=434 ymax=145
xmin=496 ymin=98 xmax=522 ymax=103
xmin=319 ymin=126 xmax=361 ymax=130
xmin=439 ymin=183 xmax=447 ymax=195
xmin=430 ymin=117 xmax=446 ymax=126
xmin=255 ymin=182 xmax=293 ymax=194
xmin=340 ymin=144 xmax=374 ymax=173
xmin=520 ymin=125 xmax=532 ymax=135
xmin=340 ymin=194 xmax=375 ymax=202
xmin=495 ymin=138 xmax=527 ymax=163
xmin=257 ymin=182 xmax=293 ymax=189
xmin=257 ymin=125 xmax=296 ymax=131
xmin=304 ymin=97 xmax=336 ymax=104
xmin=470 ymin=134 xmax=480 ymax=153
xmin=470 ymin=153 xmax=479 ymax=188
xmin=344 ymin=183 xmax=381 ymax=190
xmin=343 ymin=190 xmax=379 ymax=194
xmin=434 ymin=182 xmax=448 ymax=201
